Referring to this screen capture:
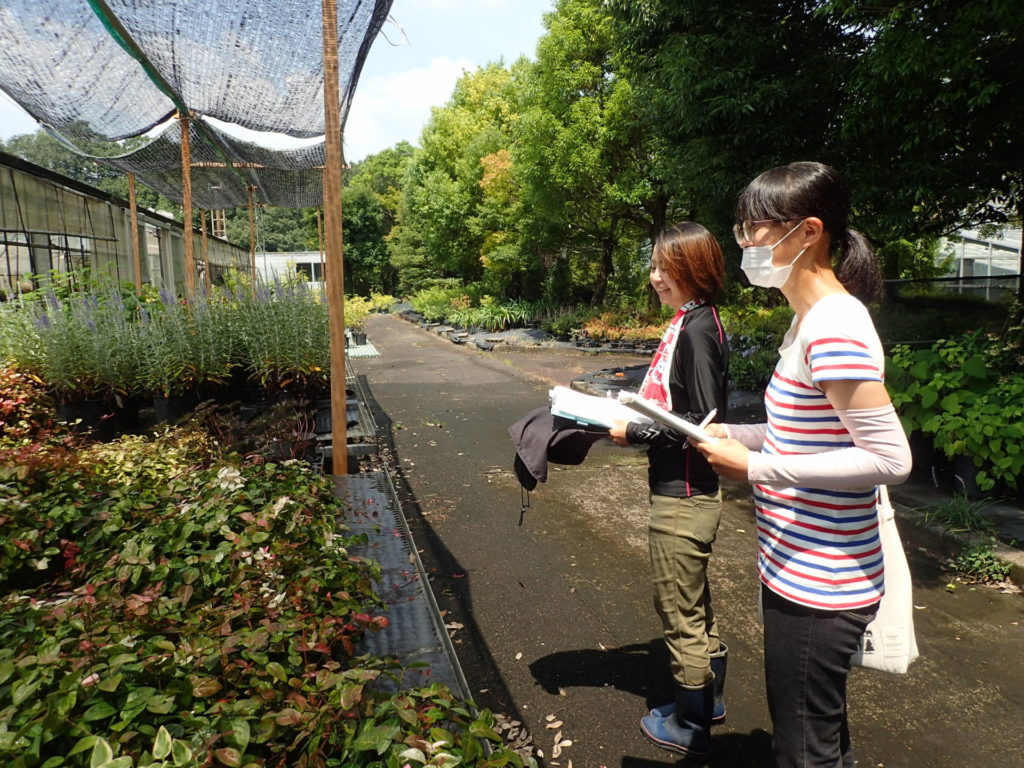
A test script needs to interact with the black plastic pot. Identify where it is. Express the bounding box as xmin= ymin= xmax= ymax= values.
xmin=112 ymin=395 xmax=142 ymax=433
xmin=57 ymin=398 xmax=117 ymax=440
xmin=152 ymin=391 xmax=198 ymax=424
